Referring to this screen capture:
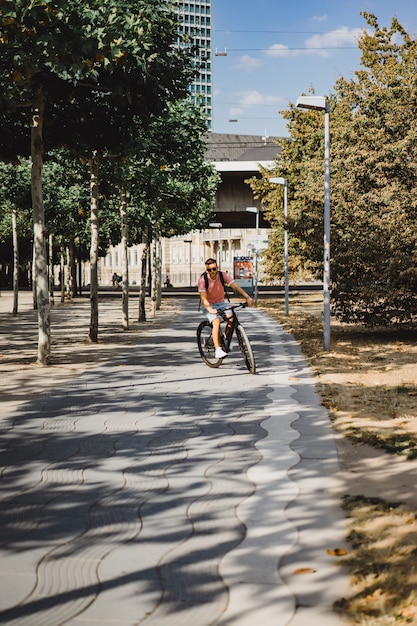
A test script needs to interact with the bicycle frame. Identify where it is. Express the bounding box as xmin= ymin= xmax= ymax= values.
xmin=197 ymin=303 xmax=256 ymax=374
xmin=220 ymin=307 xmax=239 ymax=352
